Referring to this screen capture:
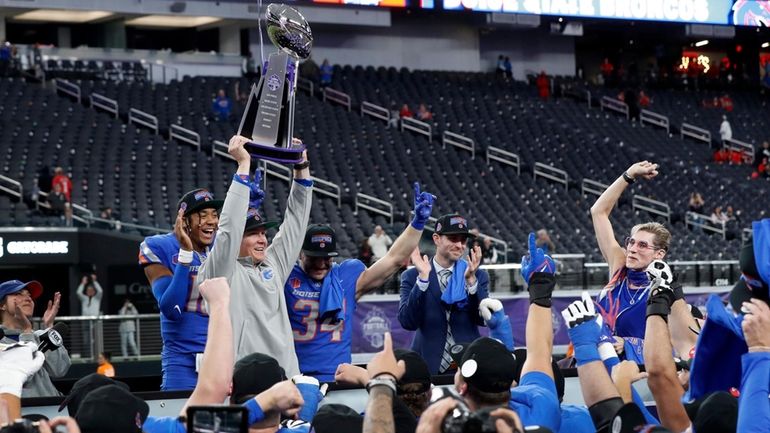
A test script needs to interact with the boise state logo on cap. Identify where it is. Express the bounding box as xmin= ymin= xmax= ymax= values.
xmin=194 ymin=190 xmax=213 ymax=201
xmin=302 ymin=225 xmax=338 ymax=257
xmin=449 ymin=216 xmax=467 ymax=228
xmin=435 ymin=214 xmax=473 ymax=237
xmin=311 ymin=234 xmax=332 ymax=249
